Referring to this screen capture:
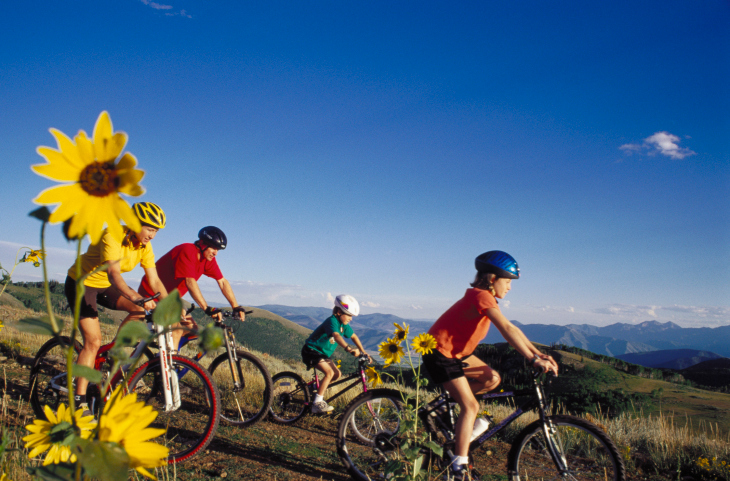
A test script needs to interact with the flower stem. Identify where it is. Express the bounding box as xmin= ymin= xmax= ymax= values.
xmin=67 ymin=239 xmax=83 ymax=414
xmin=38 ymin=222 xmax=59 ymax=334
